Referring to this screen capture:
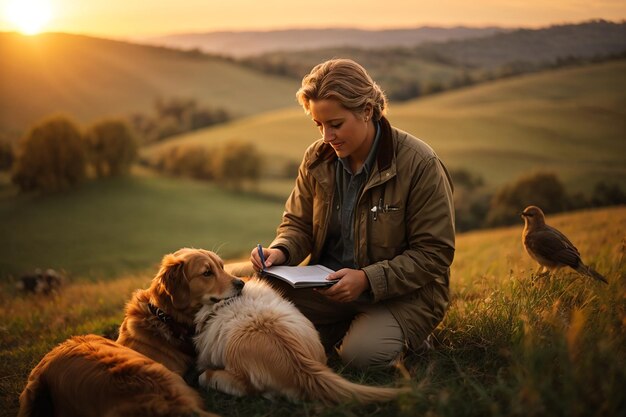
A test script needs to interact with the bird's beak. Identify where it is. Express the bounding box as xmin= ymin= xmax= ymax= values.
xmin=520 ymin=212 xmax=528 ymax=217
